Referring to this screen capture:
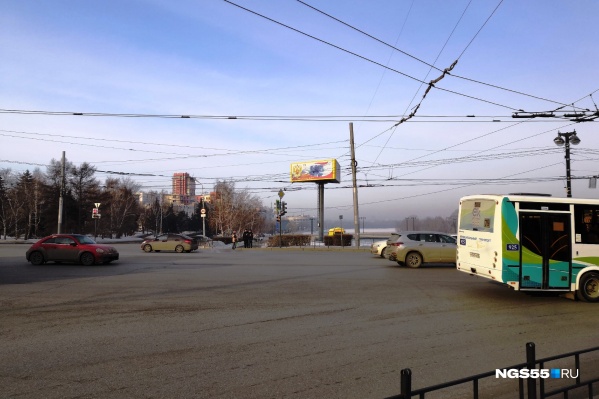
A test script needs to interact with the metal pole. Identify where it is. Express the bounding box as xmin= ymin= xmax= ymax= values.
xmin=526 ymin=342 xmax=537 ymax=399
xmin=279 ymin=215 xmax=282 ymax=248
xmin=349 ymin=123 xmax=360 ymax=248
xmin=202 ymin=204 xmax=206 ymax=236
xmin=565 ymin=136 xmax=572 ymax=198
xmin=555 ymin=131 xmax=580 ymax=198
xmin=317 ymin=183 xmax=324 ymax=242
xmin=400 ymin=369 xmax=412 ymax=399
xmin=201 ymin=182 xmax=206 ymax=236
